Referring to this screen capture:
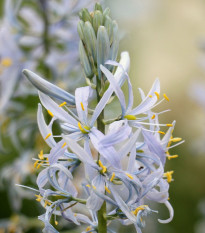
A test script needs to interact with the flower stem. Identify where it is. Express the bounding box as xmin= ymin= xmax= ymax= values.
xmin=96 ymin=77 xmax=107 ymax=233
